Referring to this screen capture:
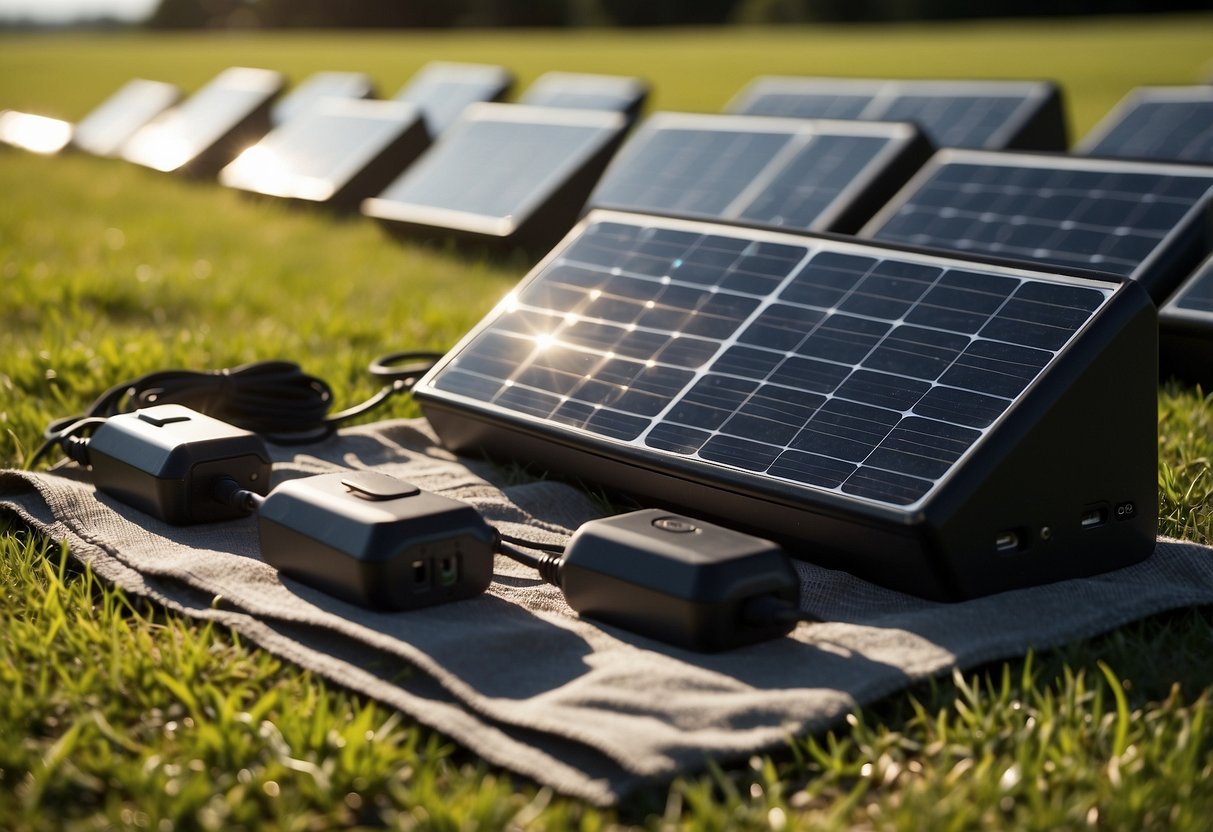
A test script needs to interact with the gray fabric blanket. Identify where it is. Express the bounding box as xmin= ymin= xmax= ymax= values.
xmin=2 ymin=417 xmax=1211 ymax=806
